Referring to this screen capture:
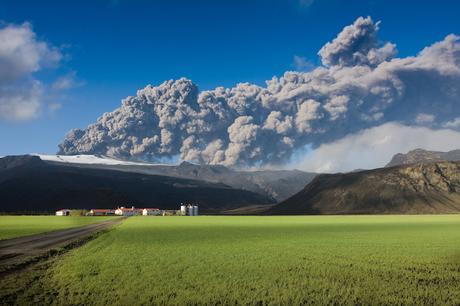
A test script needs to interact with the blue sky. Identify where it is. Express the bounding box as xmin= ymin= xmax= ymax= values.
xmin=1 ymin=0 xmax=460 ymax=157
